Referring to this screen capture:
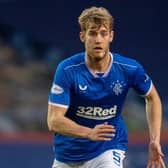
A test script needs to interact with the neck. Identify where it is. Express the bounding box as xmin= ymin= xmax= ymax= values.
xmin=86 ymin=52 xmax=111 ymax=73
